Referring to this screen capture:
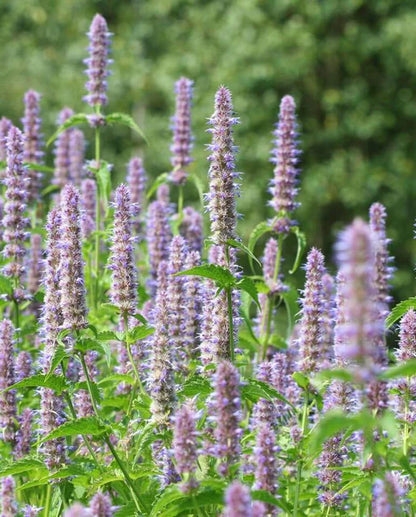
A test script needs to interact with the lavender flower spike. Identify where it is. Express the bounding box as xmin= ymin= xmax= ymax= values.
xmin=173 ymin=402 xmax=199 ymax=492
xmin=22 ymin=90 xmax=44 ymax=201
xmin=0 ymin=117 xmax=12 ymax=162
xmin=146 ymin=199 xmax=172 ymax=293
xmin=28 ymin=233 xmax=43 ymax=295
xmin=210 ymin=361 xmax=242 ymax=476
xmin=206 ymin=86 xmax=240 ymax=245
xmin=253 ymin=423 xmax=278 ymax=515
xmin=269 ymin=95 xmax=301 ymax=234
xmin=15 ymin=408 xmax=33 ymax=459
xmin=63 ymin=503 xmax=90 ymax=517
xmin=297 ymin=248 xmax=326 ymax=373
xmin=108 ymin=184 xmax=138 ymax=315
xmin=1 ymin=476 xmax=17 ymax=517
xmin=224 ymin=481 xmax=253 ymax=517
xmin=84 ymin=14 xmax=112 ymax=107
xmin=127 ymin=157 xmax=147 ymax=233
xmin=68 ymin=129 xmax=86 ymax=185
xmin=2 ymin=126 xmax=30 ymax=281
xmin=335 ymin=218 xmax=382 ymax=377
xmin=170 ymin=77 xmax=193 ymax=185
xmin=23 ymin=505 xmax=42 ymax=517
xmin=180 ymin=206 xmax=203 ymax=253
xmin=53 ymin=107 xmax=74 ymax=189
xmin=0 ymin=319 xmax=17 ymax=445
xmin=372 ymin=474 xmax=404 ymax=517
xmin=90 ymin=492 xmax=113 ymax=517
xmin=80 ymin=179 xmax=96 ymax=238
xmin=59 ymin=184 xmax=88 ymax=330
xmin=182 ymin=251 xmax=202 ymax=359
